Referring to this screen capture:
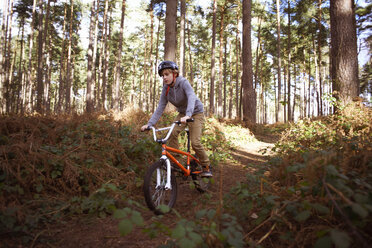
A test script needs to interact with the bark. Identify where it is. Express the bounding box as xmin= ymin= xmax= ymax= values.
xmin=86 ymin=0 xmax=97 ymax=113
xmin=113 ymin=0 xmax=126 ymax=110
xmin=275 ymin=0 xmax=282 ymax=122
xmin=4 ymin=0 xmax=14 ymax=113
xmin=218 ymin=1 xmax=226 ymax=117
xmin=0 ymin=0 xmax=8 ymax=112
xmin=101 ymin=0 xmax=109 ymax=110
xmin=92 ymin=0 xmax=99 ymax=108
xmin=287 ymin=0 xmax=292 ymax=121
xmin=209 ymin=0 xmax=217 ymax=116
xmin=235 ymin=14 xmax=240 ymax=119
xmin=330 ymin=0 xmax=359 ymax=103
xmin=242 ymin=0 xmax=256 ymax=122
xmin=57 ymin=4 xmax=67 ymax=113
xmin=164 ymin=0 xmax=177 ymax=61
xmin=152 ymin=15 xmax=161 ymax=112
xmin=43 ymin=0 xmax=51 ymax=113
xmin=65 ymin=0 xmax=74 ymax=112
xmin=228 ymin=39 xmax=233 ymax=119
xmin=223 ymin=39 xmax=227 ymax=118
xmin=148 ymin=8 xmax=154 ymax=111
xmin=317 ymin=0 xmax=323 ymax=115
xmin=179 ymin=0 xmax=186 ymax=75
xmin=187 ymin=20 xmax=194 ymax=86
xmin=36 ymin=0 xmax=44 ymax=113
xmin=26 ymin=0 xmax=37 ymax=113
xmin=19 ymin=20 xmax=25 ymax=113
